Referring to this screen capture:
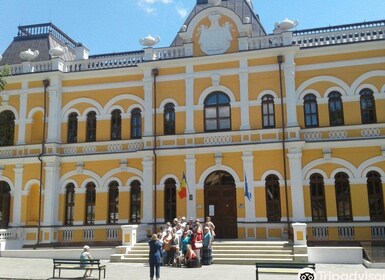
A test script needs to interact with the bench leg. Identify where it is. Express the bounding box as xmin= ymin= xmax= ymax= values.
xmin=256 ymin=268 xmax=259 ymax=280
